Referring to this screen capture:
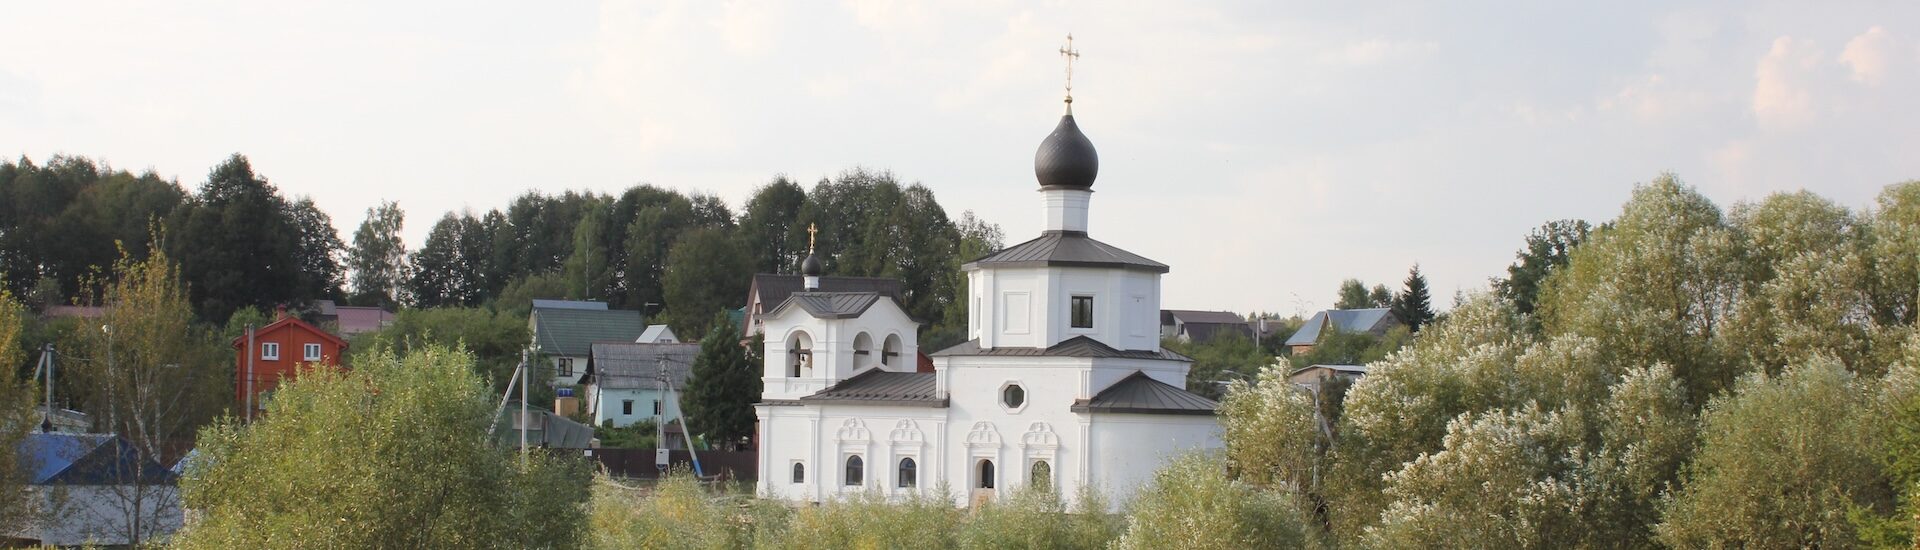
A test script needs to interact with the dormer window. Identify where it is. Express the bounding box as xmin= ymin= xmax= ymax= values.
xmin=1071 ymin=295 xmax=1094 ymax=329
